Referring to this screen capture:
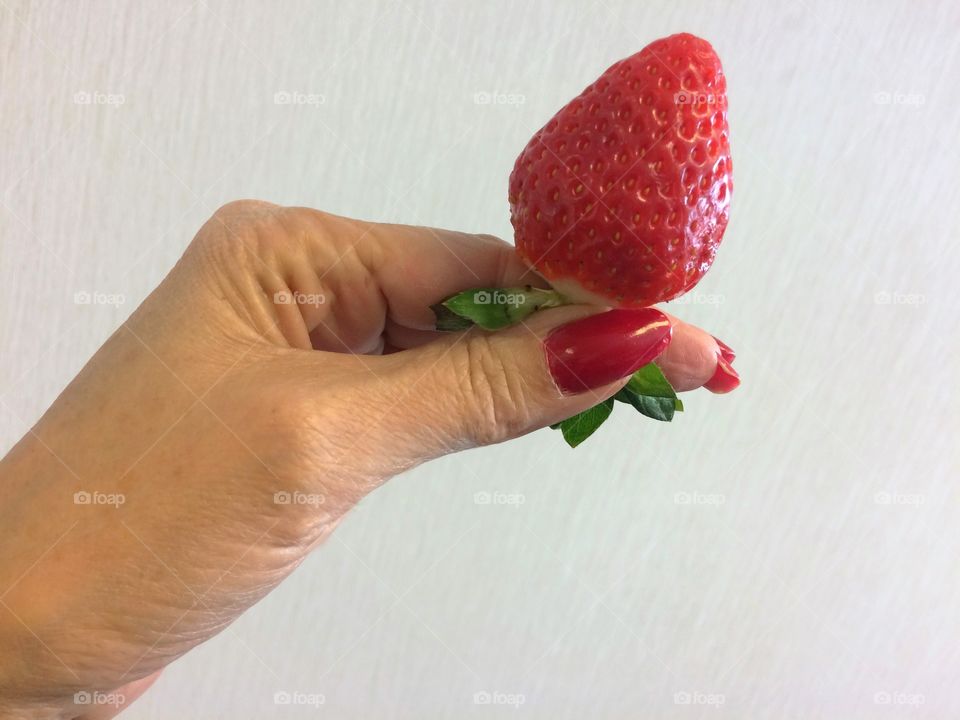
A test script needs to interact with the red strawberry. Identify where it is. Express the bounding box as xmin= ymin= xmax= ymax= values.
xmin=509 ymin=32 xmax=732 ymax=308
